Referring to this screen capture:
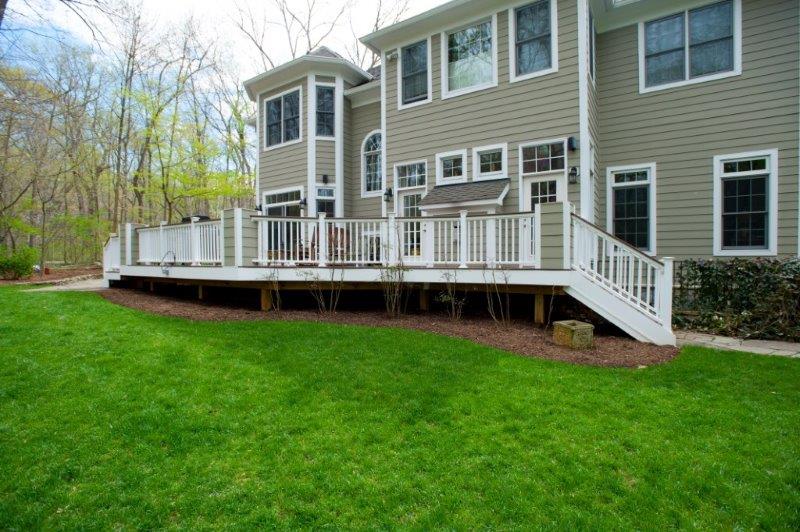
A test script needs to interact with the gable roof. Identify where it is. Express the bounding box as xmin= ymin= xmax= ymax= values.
xmin=419 ymin=179 xmax=510 ymax=210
